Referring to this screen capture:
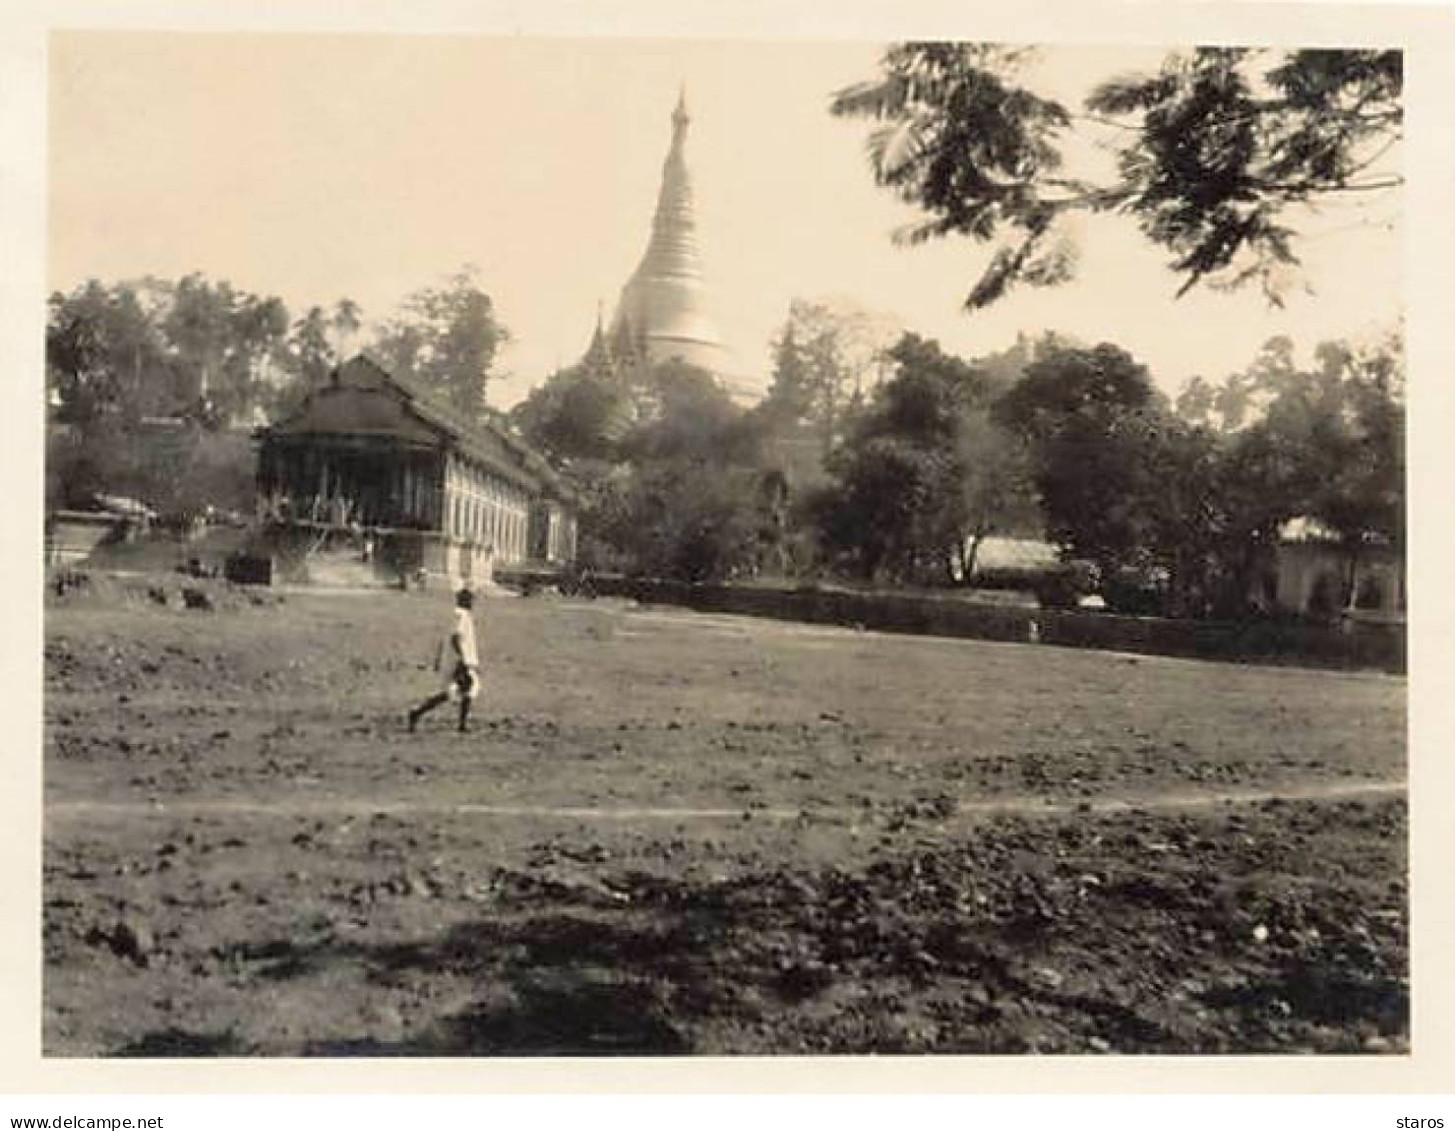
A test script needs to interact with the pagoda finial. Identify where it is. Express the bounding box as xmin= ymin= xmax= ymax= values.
xmin=583 ymin=303 xmax=614 ymax=375
xmin=672 ymin=83 xmax=690 ymax=136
